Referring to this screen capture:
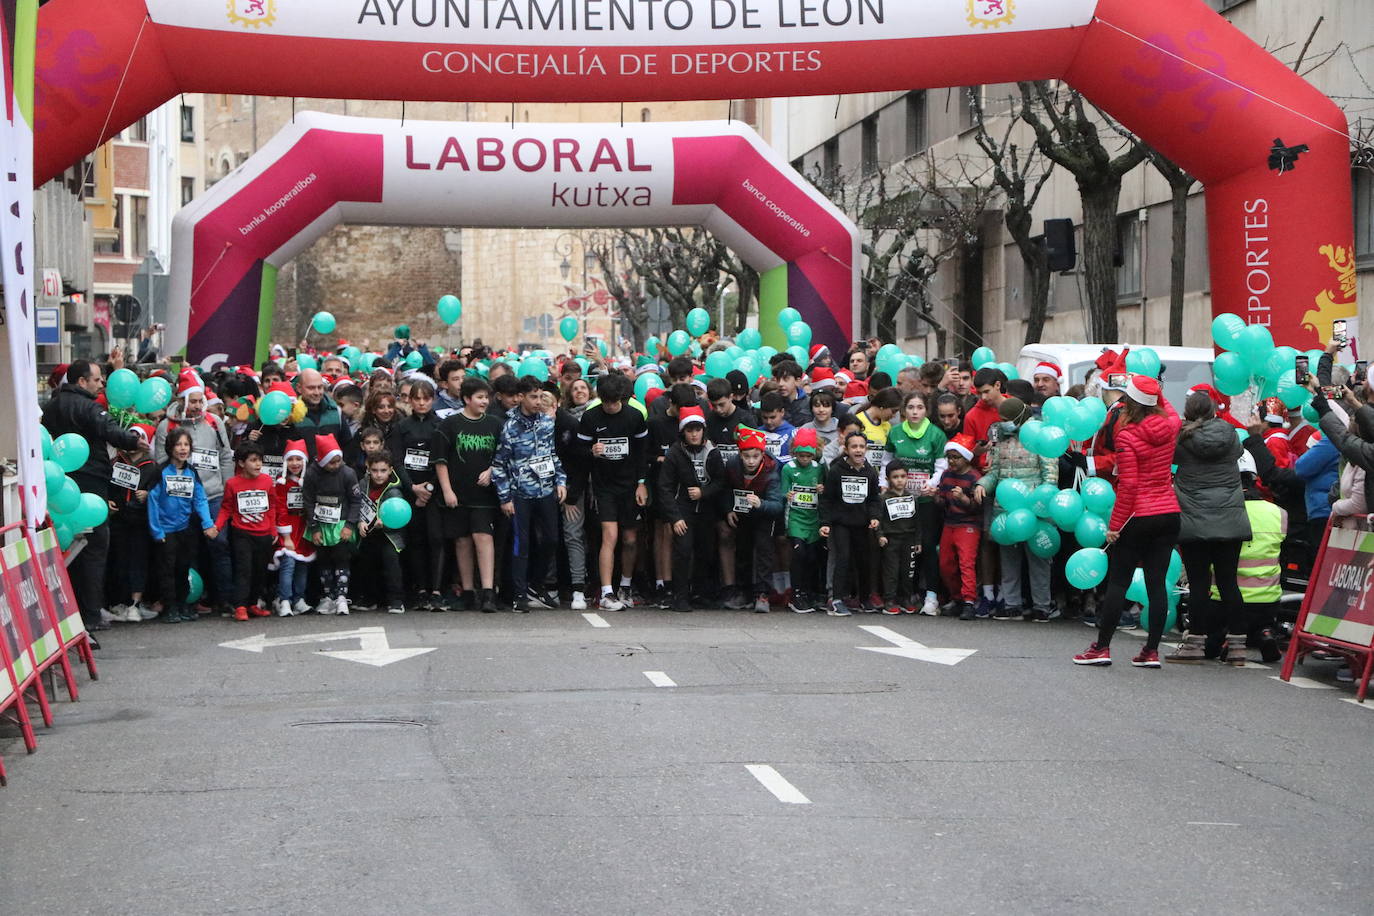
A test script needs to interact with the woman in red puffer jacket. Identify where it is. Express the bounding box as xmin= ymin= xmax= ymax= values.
xmin=1074 ymin=376 xmax=1181 ymax=669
